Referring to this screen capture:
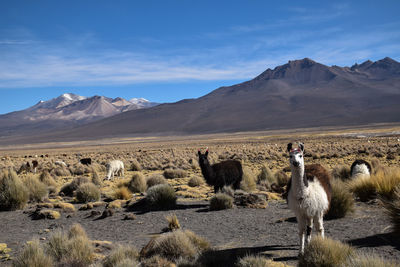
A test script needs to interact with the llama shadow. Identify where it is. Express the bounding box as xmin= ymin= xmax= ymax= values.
xmin=196 ymin=245 xmax=298 ymax=266
xmin=348 ymin=232 xmax=400 ymax=250
xmin=127 ymin=199 xmax=208 ymax=215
